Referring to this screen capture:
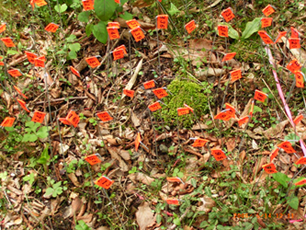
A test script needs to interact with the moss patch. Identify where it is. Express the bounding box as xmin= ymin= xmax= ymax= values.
xmin=159 ymin=79 xmax=212 ymax=128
